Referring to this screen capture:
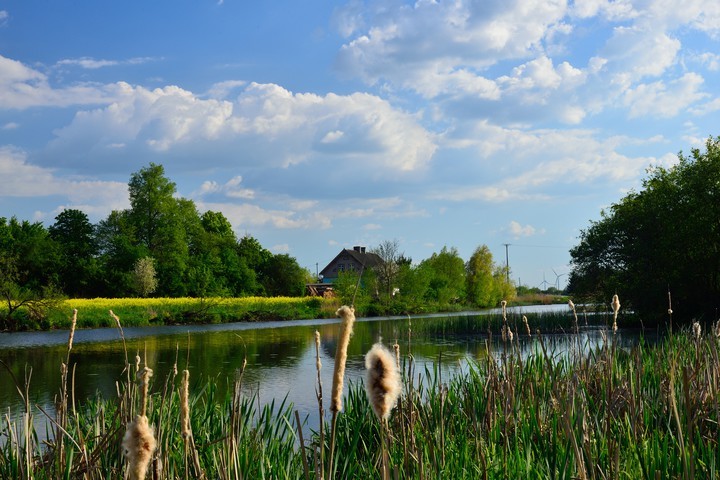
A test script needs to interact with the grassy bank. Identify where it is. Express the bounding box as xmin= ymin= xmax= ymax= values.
xmin=3 ymin=296 xmax=336 ymax=330
xmin=2 ymin=306 xmax=718 ymax=479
